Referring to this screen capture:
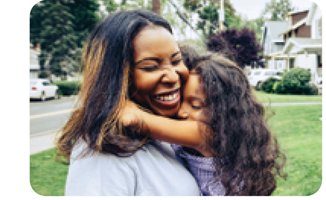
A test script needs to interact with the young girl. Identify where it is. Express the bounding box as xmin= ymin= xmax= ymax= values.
xmin=121 ymin=45 xmax=286 ymax=196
